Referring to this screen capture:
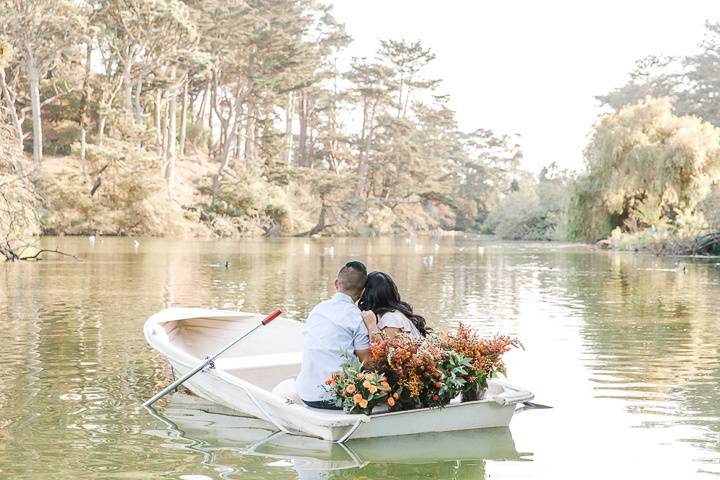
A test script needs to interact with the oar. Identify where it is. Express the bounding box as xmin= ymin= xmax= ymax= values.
xmin=522 ymin=401 xmax=552 ymax=409
xmin=143 ymin=309 xmax=283 ymax=408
